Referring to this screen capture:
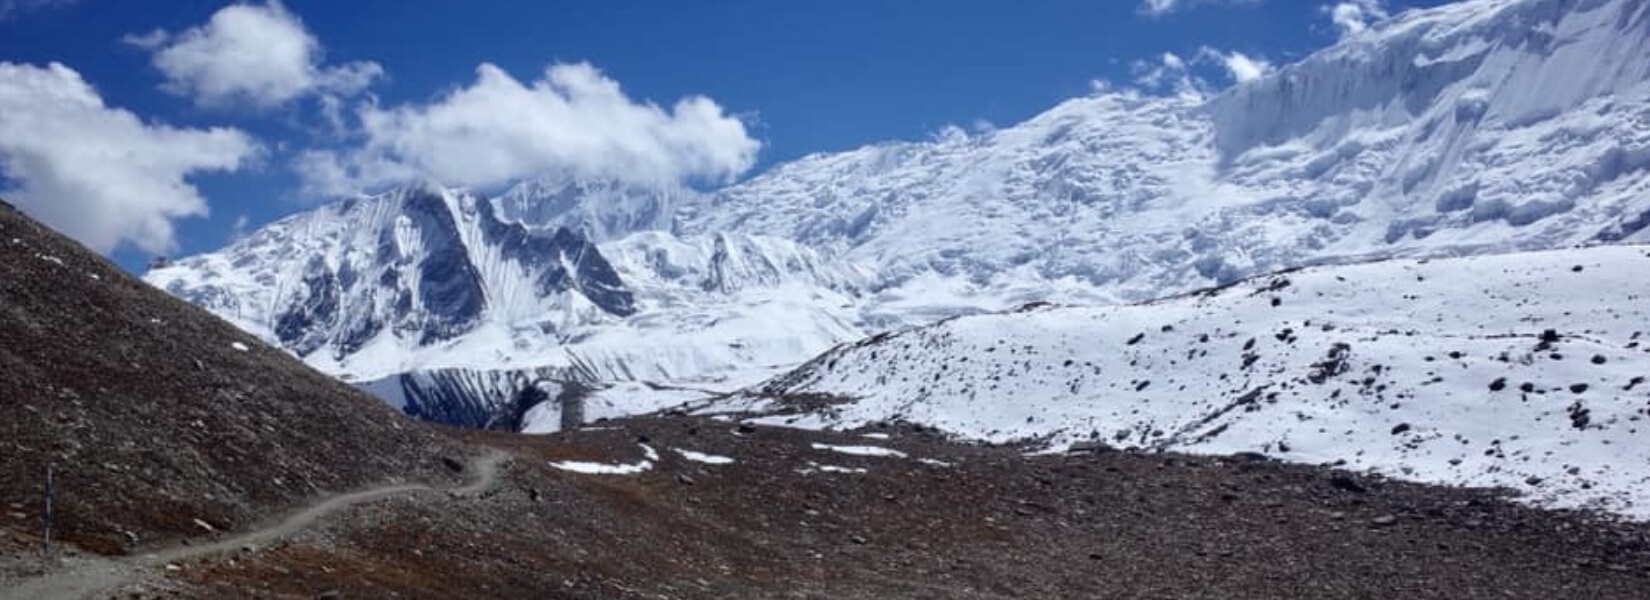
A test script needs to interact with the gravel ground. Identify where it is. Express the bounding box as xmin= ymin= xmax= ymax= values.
xmin=160 ymin=416 xmax=1650 ymax=599
xmin=0 ymin=199 xmax=464 ymax=557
